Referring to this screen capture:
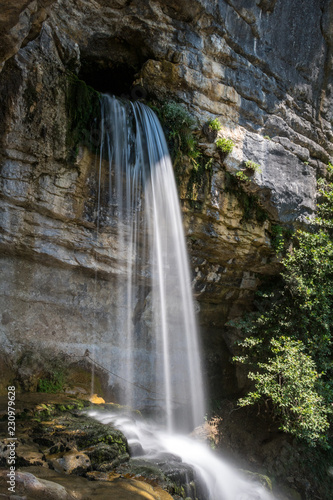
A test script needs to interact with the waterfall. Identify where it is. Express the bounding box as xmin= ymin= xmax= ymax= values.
xmin=91 ymin=95 xmax=276 ymax=500
xmin=98 ymin=95 xmax=205 ymax=432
